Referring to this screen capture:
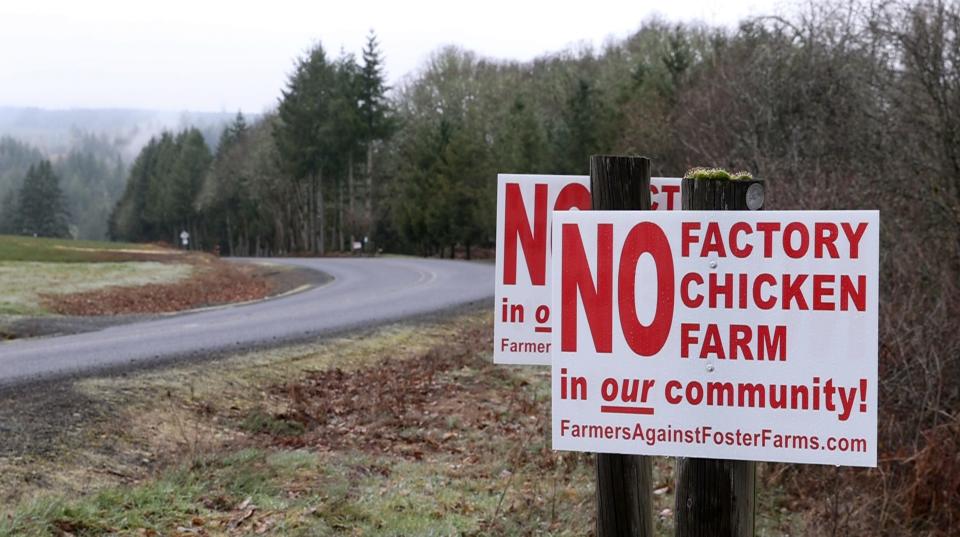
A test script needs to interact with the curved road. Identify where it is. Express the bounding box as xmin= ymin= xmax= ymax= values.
xmin=0 ymin=258 xmax=494 ymax=387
